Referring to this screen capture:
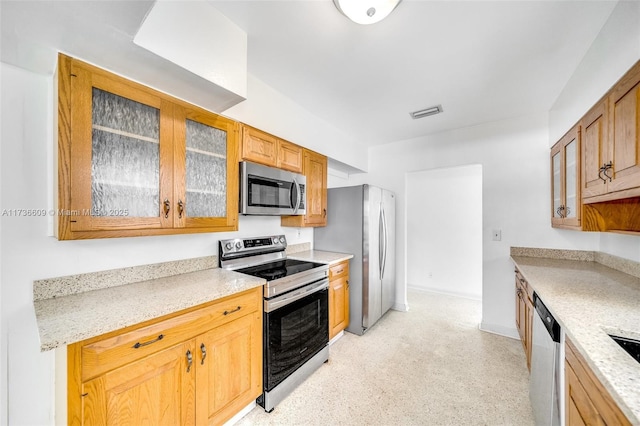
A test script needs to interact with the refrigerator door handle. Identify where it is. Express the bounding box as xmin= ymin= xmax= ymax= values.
xmin=381 ymin=204 xmax=388 ymax=279
xmin=378 ymin=203 xmax=384 ymax=281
